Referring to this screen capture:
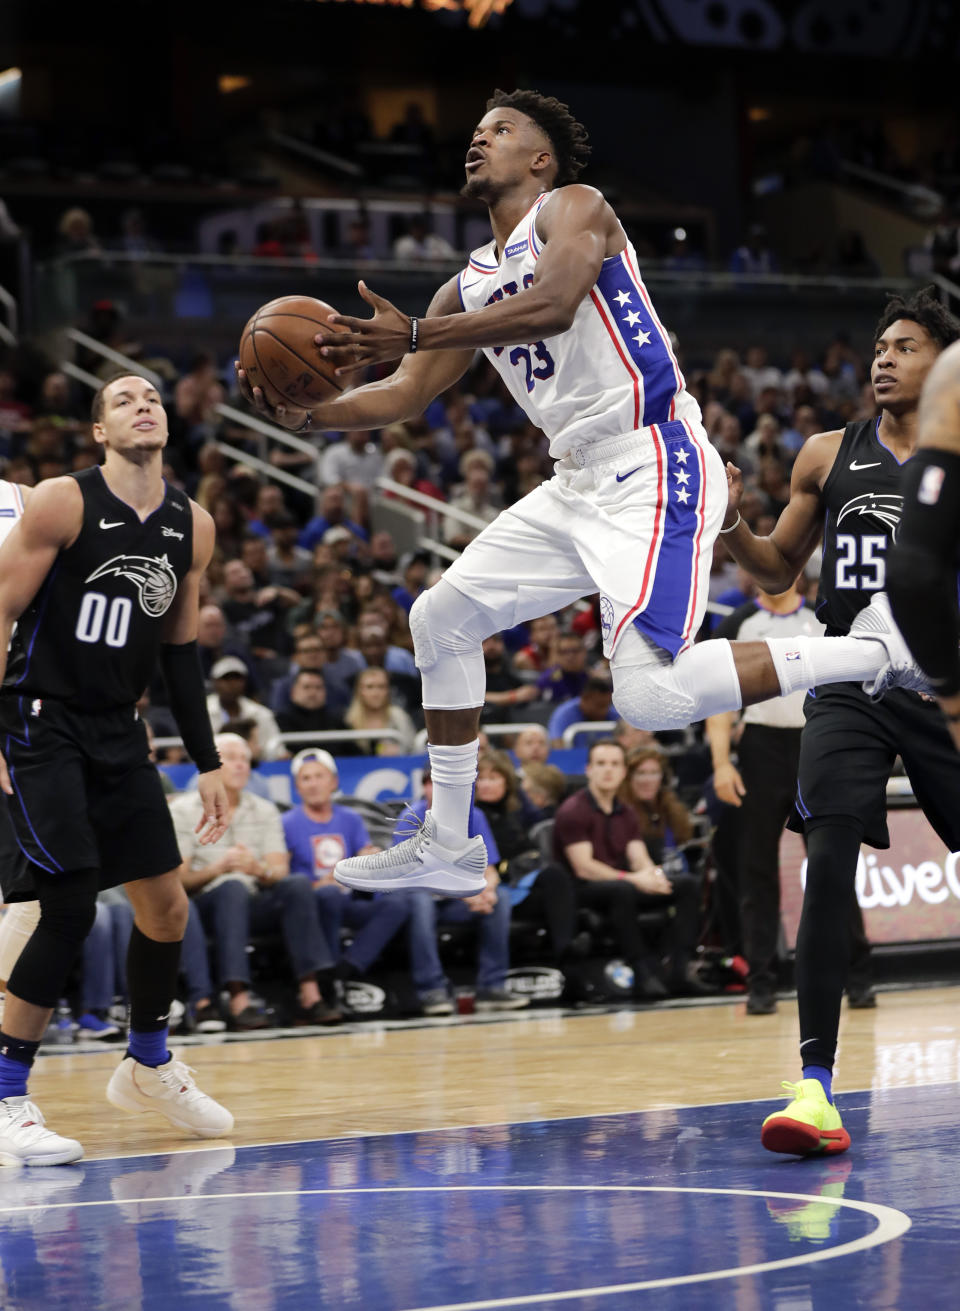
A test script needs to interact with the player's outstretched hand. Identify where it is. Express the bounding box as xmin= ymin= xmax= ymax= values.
xmin=724 ymin=462 xmax=744 ymax=527
xmin=196 ymin=769 xmax=229 ymax=845
xmin=0 ymin=747 xmax=10 ymax=797
xmin=314 ymin=281 xmax=411 ymax=374
xmin=714 ymin=760 xmax=746 ymax=808
xmin=234 ymin=362 xmax=310 ymax=433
